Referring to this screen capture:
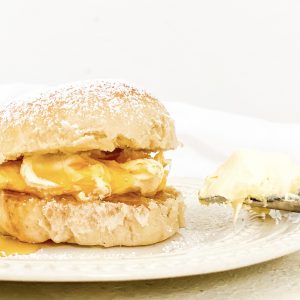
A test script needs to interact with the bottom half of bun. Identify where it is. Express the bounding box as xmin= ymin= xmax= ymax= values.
xmin=0 ymin=188 xmax=185 ymax=247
